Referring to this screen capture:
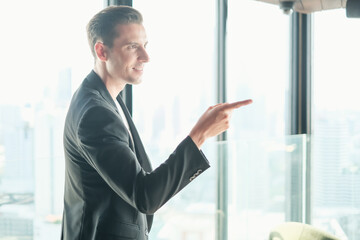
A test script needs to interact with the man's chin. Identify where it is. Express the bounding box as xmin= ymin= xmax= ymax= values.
xmin=130 ymin=78 xmax=143 ymax=85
